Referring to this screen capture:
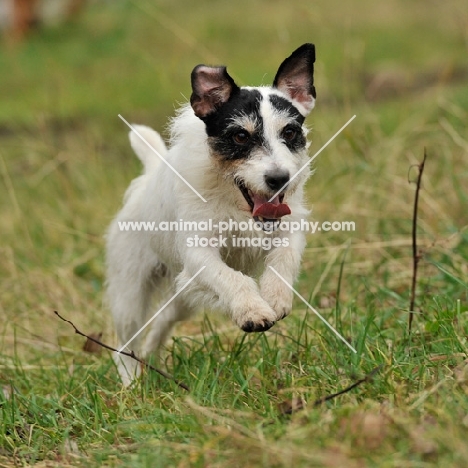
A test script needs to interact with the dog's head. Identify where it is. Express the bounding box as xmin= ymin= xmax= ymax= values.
xmin=190 ymin=43 xmax=316 ymax=229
